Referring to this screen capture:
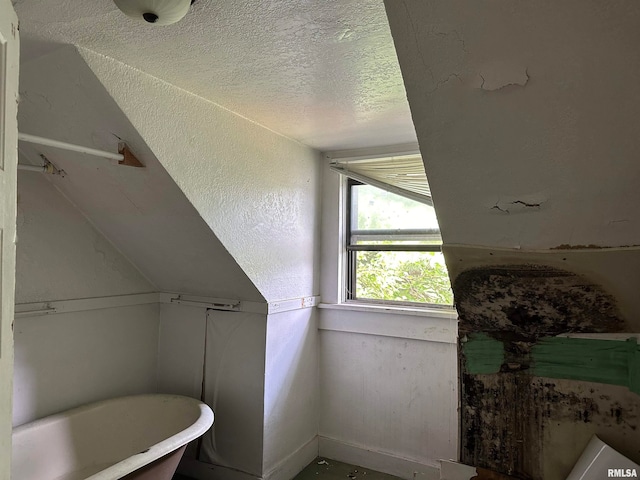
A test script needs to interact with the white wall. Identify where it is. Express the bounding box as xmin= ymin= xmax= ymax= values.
xmin=13 ymin=303 xmax=159 ymax=426
xmin=382 ymin=1 xmax=640 ymax=325
xmin=318 ymin=308 xmax=458 ymax=480
xmin=16 ymin=172 xmax=154 ymax=304
xmin=158 ymin=302 xmax=322 ymax=480
xmin=80 ymin=47 xmax=323 ymax=303
xmin=18 ymin=46 xmax=263 ymax=302
xmin=263 ymin=309 xmax=319 ymax=480
xmin=157 ymin=303 xmax=206 ymax=400
xmin=13 ymin=171 xmax=160 ymax=427
xmin=318 ymin=156 xmax=459 ymax=478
